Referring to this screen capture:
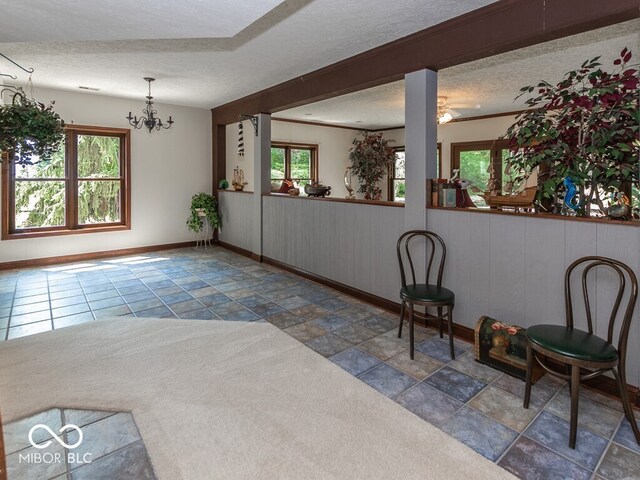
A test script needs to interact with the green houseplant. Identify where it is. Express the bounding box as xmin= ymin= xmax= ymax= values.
xmin=186 ymin=192 xmax=222 ymax=233
xmin=0 ymin=87 xmax=65 ymax=165
xmin=504 ymin=48 xmax=639 ymax=216
xmin=348 ymin=131 xmax=396 ymax=200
